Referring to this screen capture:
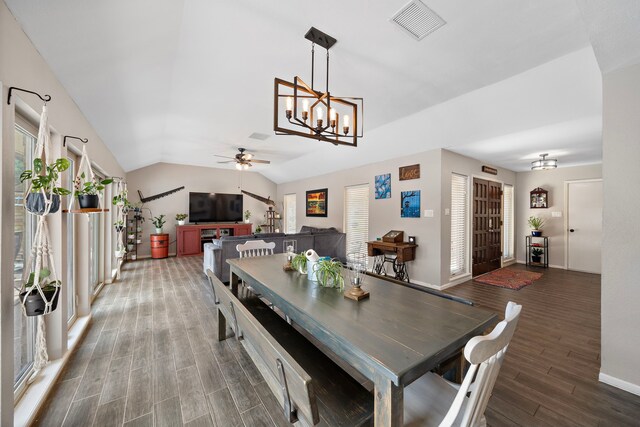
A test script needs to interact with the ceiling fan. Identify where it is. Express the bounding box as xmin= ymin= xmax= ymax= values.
xmin=215 ymin=148 xmax=271 ymax=170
